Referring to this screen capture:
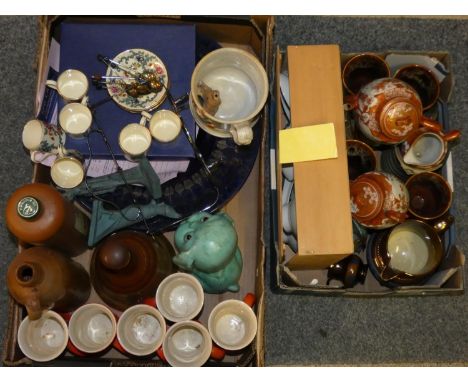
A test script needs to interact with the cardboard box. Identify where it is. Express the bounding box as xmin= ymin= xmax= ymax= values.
xmin=2 ymin=15 xmax=274 ymax=367
xmin=272 ymin=47 xmax=465 ymax=296
xmin=286 ymin=45 xmax=354 ymax=269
